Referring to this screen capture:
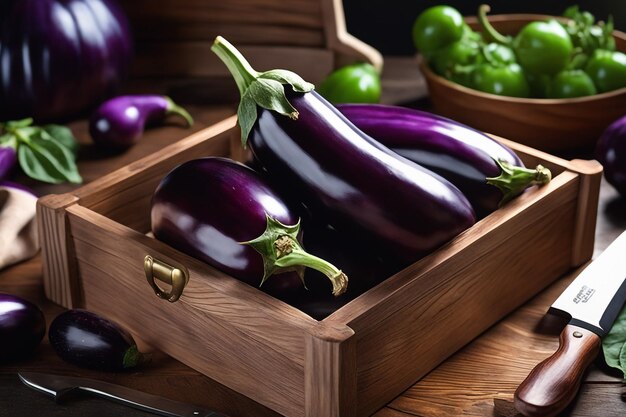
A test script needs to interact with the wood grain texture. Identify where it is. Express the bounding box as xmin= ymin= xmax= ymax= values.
xmin=36 ymin=193 xmax=80 ymax=308
xmin=514 ymin=325 xmax=602 ymax=417
xmin=421 ymin=15 xmax=626 ymax=153
xmin=304 ymin=325 xmax=357 ymax=417
xmin=3 ymin=97 xmax=625 ymax=417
